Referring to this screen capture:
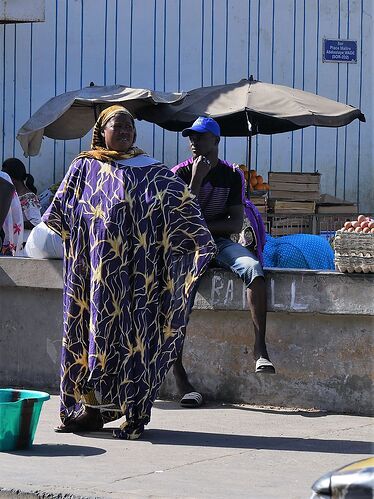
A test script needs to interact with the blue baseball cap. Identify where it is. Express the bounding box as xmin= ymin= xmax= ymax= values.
xmin=182 ymin=116 xmax=221 ymax=137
